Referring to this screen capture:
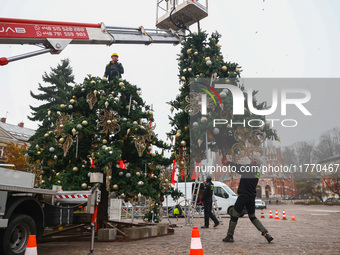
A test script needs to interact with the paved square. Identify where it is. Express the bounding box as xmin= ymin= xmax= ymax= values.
xmin=38 ymin=204 xmax=340 ymax=254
